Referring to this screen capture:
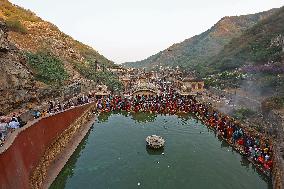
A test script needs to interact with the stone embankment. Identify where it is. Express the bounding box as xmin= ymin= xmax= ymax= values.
xmin=265 ymin=109 xmax=284 ymax=189
xmin=0 ymin=102 xmax=96 ymax=189
xmin=0 ymin=21 xmax=38 ymax=113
